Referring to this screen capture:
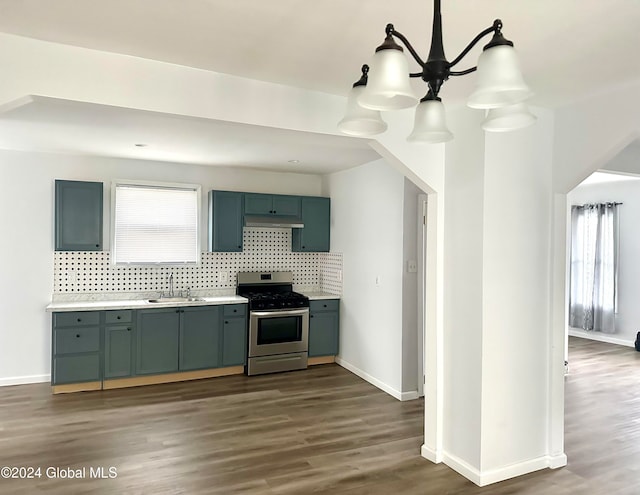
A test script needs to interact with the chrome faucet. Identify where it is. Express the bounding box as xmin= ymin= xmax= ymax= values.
xmin=168 ymin=273 xmax=174 ymax=297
